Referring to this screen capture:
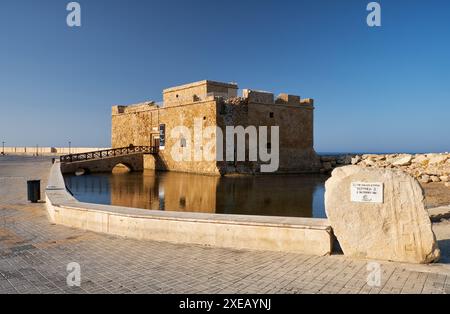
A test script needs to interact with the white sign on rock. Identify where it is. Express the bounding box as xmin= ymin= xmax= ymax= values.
xmin=351 ymin=182 xmax=384 ymax=203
